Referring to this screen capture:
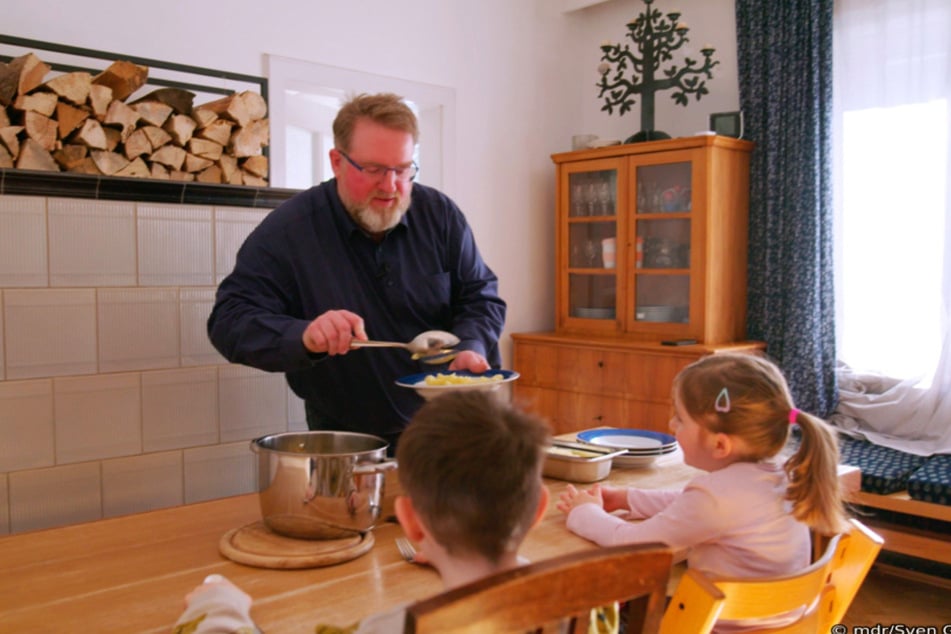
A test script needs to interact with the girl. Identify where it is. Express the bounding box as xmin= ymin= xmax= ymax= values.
xmin=558 ymin=352 xmax=849 ymax=582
